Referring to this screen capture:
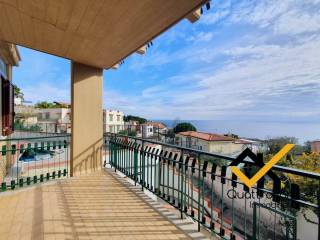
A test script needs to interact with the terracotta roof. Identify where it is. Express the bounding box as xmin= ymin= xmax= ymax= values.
xmin=177 ymin=131 xmax=235 ymax=142
xmin=146 ymin=122 xmax=167 ymax=129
